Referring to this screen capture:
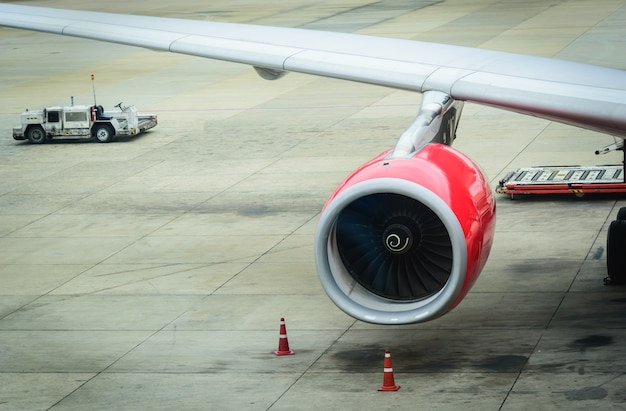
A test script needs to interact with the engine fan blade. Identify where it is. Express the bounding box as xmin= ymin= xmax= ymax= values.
xmin=336 ymin=193 xmax=453 ymax=300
